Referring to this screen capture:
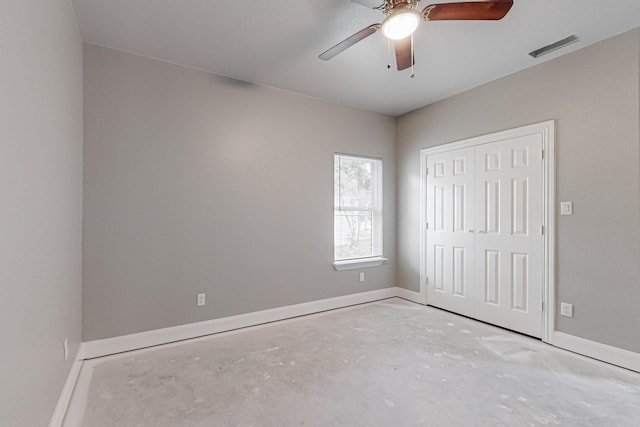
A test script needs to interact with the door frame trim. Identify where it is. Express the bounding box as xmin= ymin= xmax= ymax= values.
xmin=419 ymin=120 xmax=556 ymax=344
